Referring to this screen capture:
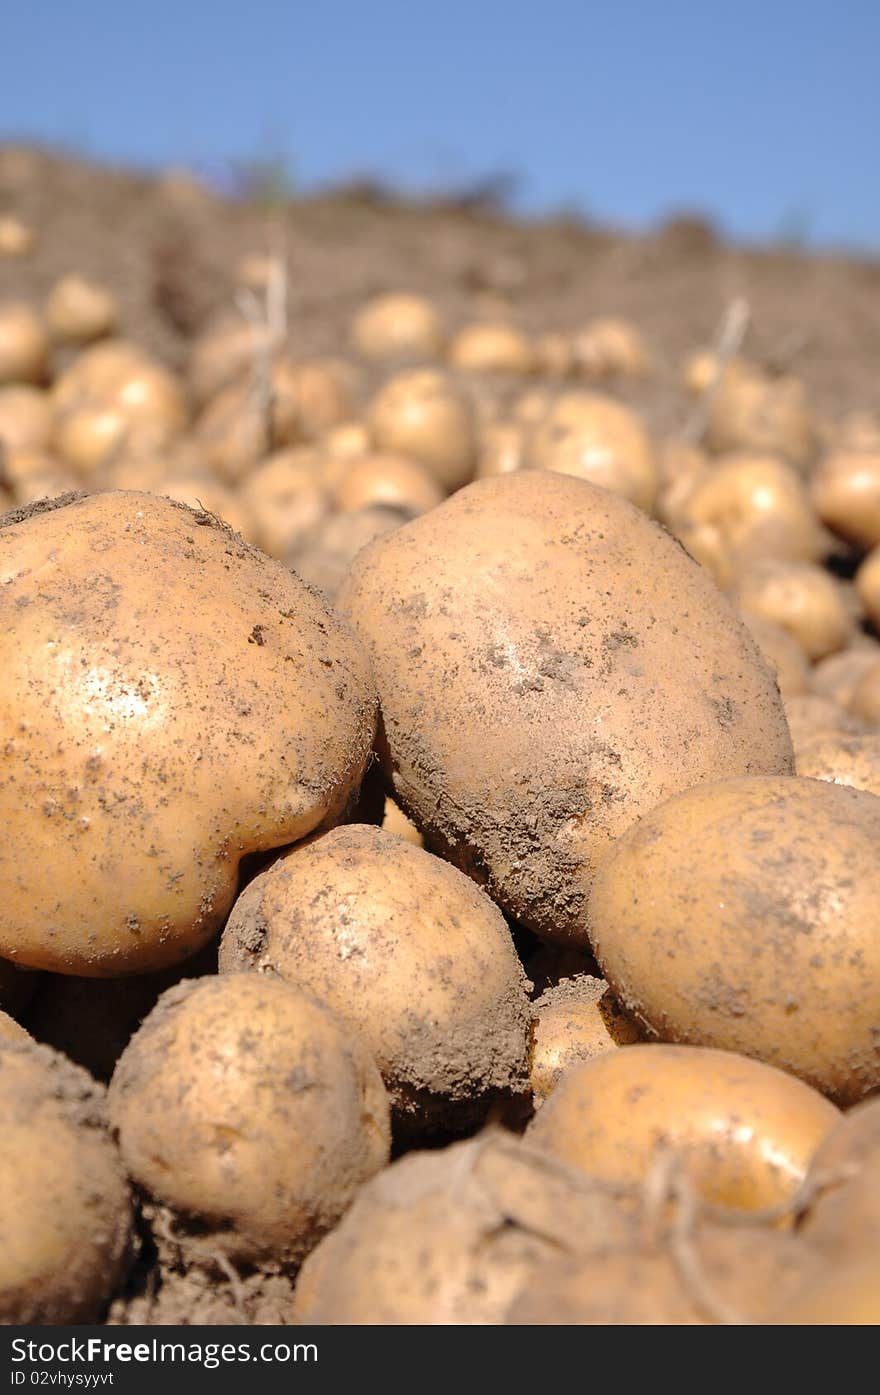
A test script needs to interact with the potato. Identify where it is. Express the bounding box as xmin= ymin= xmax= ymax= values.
xmin=849 ymin=662 xmax=880 ymax=725
xmin=799 ymin=1097 xmax=880 ymax=1260
xmin=366 ymin=369 xmax=476 ymax=492
xmin=381 ymin=795 xmax=423 ymax=845
xmin=530 ymin=977 xmax=642 ymax=1106
xmin=811 ymin=644 xmax=880 ymax=706
xmin=811 ymin=449 xmax=880 ymax=551
xmin=2 ymin=450 xmax=78 ymax=506
xmin=476 ymin=421 xmax=525 ymax=479
xmin=350 ymin=293 xmax=445 ymax=362
xmin=0 ymin=385 xmax=52 ymax=451
xmin=291 ymin=1131 xmax=632 ymax=1324
xmin=590 ymin=776 xmax=880 ymax=1103
xmin=187 ymin=317 xmax=272 ymax=408
xmin=524 ymin=391 xmax=658 ymax=514
xmin=0 ymin=303 xmax=49 ymax=385
xmin=0 ymin=216 xmax=35 ymax=257
xmin=239 ymin=448 xmax=329 ymax=557
xmin=150 ymin=472 xmax=257 ymax=542
xmin=0 ymin=1009 xmax=29 ymax=1042
xmin=0 ymin=1039 xmax=132 ymax=1322
xmin=220 ymin=824 xmax=531 ymax=1132
xmin=291 ymin=504 xmax=408 ymax=600
xmin=735 ymin=559 xmax=854 ymax=661
xmin=0 ymin=491 xmax=375 ymax=974
xmin=46 ymin=275 xmax=118 ymax=345
xmin=740 ymin=614 xmax=810 ymax=701
xmin=783 ymin=693 xmax=865 ymax=752
xmin=321 ymin=419 xmax=369 ymax=460
xmin=108 ymin=975 xmax=390 ymax=1265
xmin=338 ymin=472 xmax=792 ymax=948
xmin=856 ymin=545 xmax=880 ymax=631
xmin=332 ymin=451 xmax=443 ymax=516
xmin=672 ymin=453 xmax=825 ymax=587
xmin=527 ymin=1044 xmax=838 ymax=1210
xmin=507 ymin=1226 xmax=818 ymax=1325
xmin=52 ymin=341 xmax=186 ymax=474
xmin=683 ymin=351 xmax=747 ymax=398
xmin=767 ymin=1259 xmax=880 ymax=1324
xmin=796 ymin=733 xmax=880 ymax=797
xmin=704 ymin=367 xmax=817 ymax=472
xmin=655 ymin=439 xmax=708 ymax=529
xmin=572 ymin=318 xmax=650 ymax=380
xmin=448 ymin=323 xmax=536 ymax=375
